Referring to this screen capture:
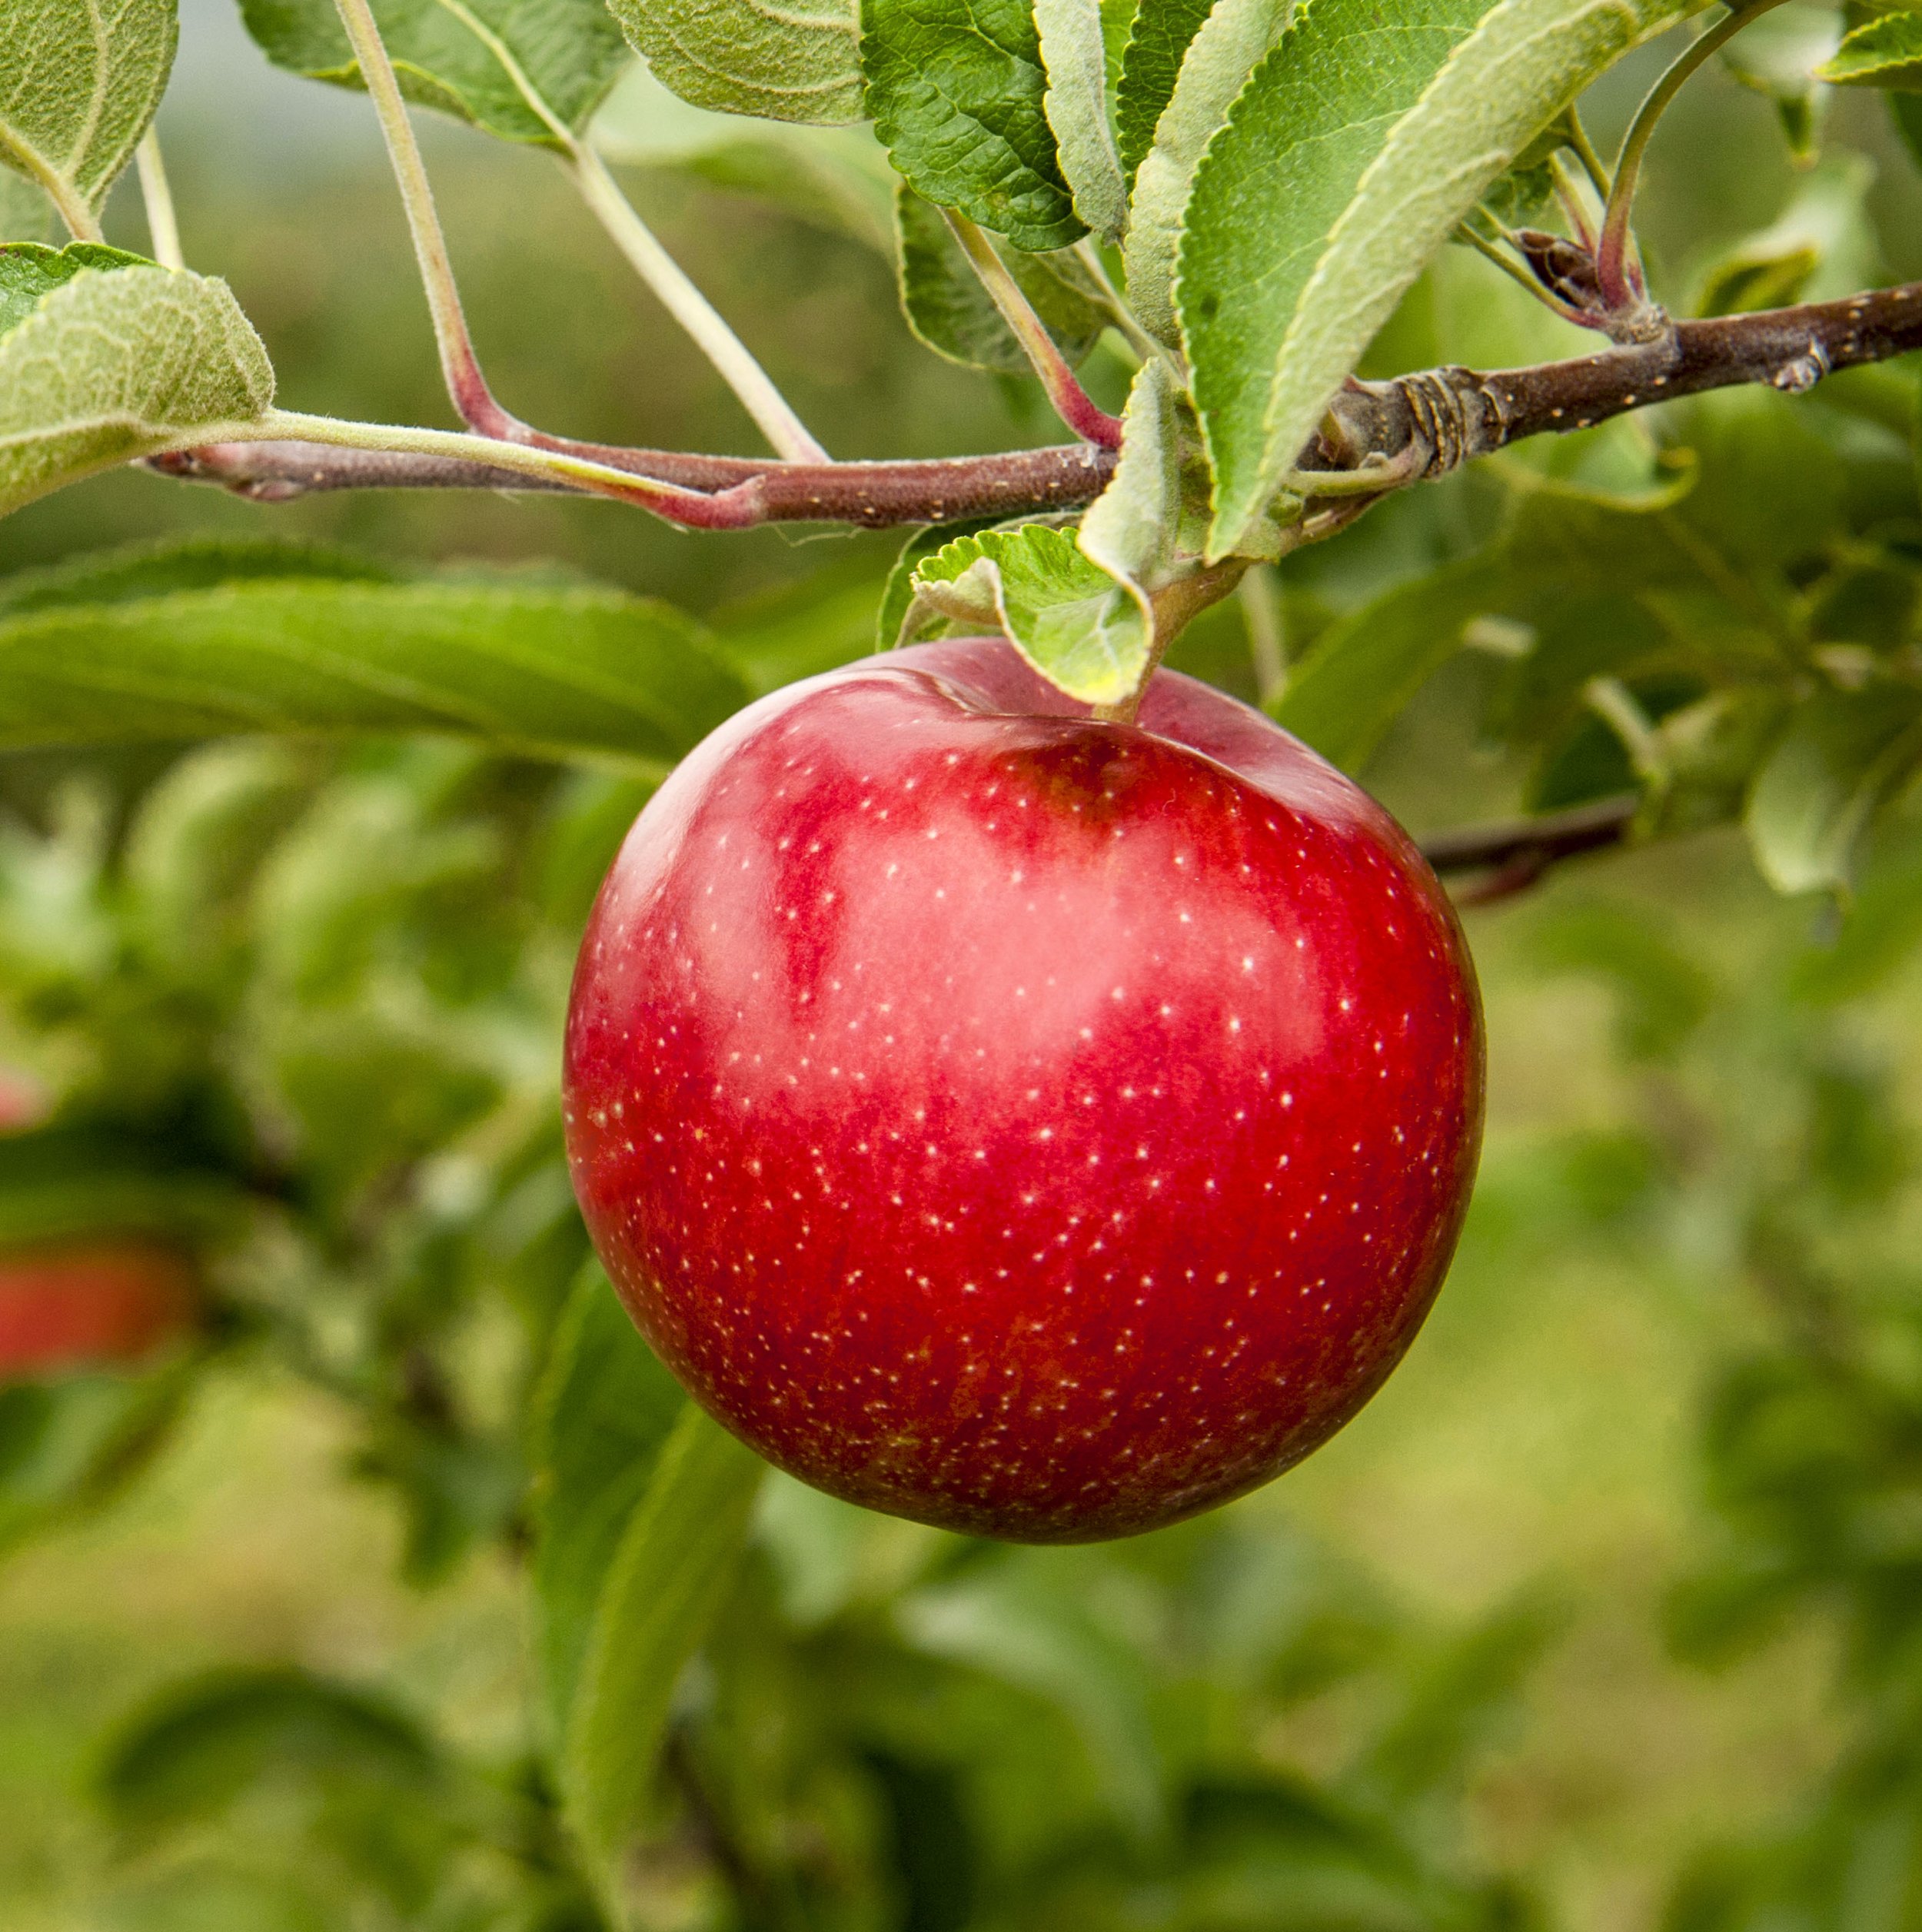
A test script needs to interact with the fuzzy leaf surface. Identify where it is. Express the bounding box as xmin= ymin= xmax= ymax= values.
xmin=1819 ymin=10 xmax=1922 ymax=91
xmin=564 ymin=1405 xmax=764 ymax=1873
xmin=609 ymin=0 xmax=862 ymax=125
xmin=1122 ymin=0 xmax=1289 ymax=346
xmin=0 ymin=257 xmax=274 ymax=517
xmin=1036 ymin=0 xmax=1129 ymax=241
xmin=0 ymin=171 xmax=52 ymax=243
xmin=238 ymin=0 xmax=628 ymax=145
xmin=1078 ymin=356 xmax=1185 ymax=628
xmin=894 ymin=183 xmax=1107 ymax=372
xmin=907 ymin=524 xmax=1148 ymax=704
xmin=1182 ymin=0 xmax=1698 ymax=557
xmin=0 ymin=577 xmax=748 ymax=765
xmin=0 ymin=0 xmax=175 ymax=224
xmin=862 ymin=0 xmax=1084 ymax=249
